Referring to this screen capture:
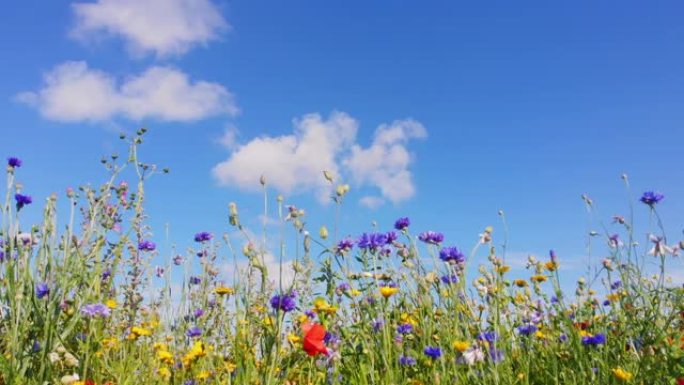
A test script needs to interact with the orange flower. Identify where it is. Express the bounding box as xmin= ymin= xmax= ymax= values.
xmin=302 ymin=322 xmax=328 ymax=357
